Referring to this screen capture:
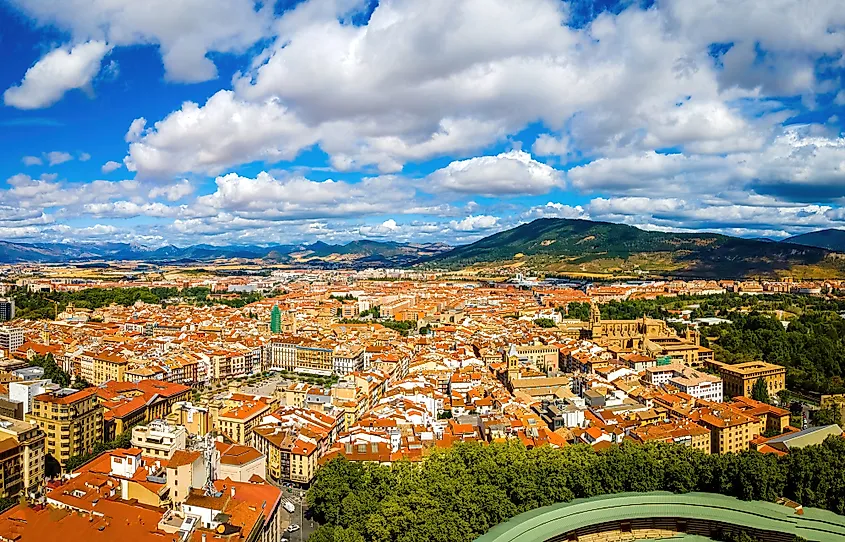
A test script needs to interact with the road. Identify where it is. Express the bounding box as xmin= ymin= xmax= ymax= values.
xmin=279 ymin=486 xmax=319 ymax=542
